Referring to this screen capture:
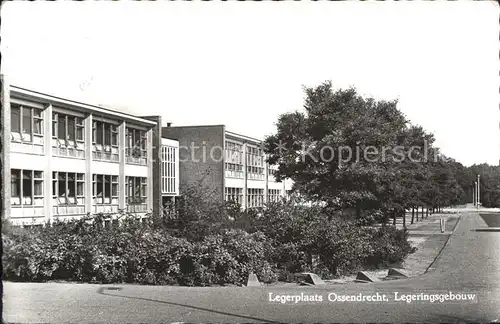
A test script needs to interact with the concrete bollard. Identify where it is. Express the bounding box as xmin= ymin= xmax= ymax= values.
xmin=440 ymin=217 xmax=446 ymax=233
xmin=246 ymin=273 xmax=261 ymax=287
